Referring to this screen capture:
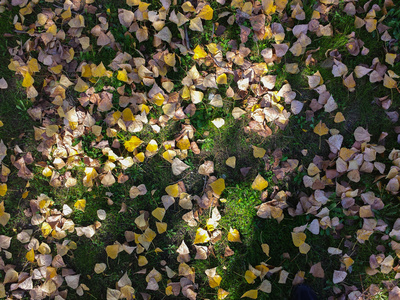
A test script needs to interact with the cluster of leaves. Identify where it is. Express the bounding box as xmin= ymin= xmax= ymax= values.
xmin=0 ymin=0 xmax=399 ymax=299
